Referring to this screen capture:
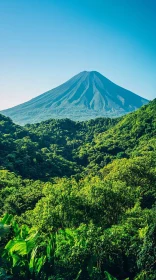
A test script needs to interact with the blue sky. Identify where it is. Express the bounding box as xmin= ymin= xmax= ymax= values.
xmin=0 ymin=0 xmax=156 ymax=109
